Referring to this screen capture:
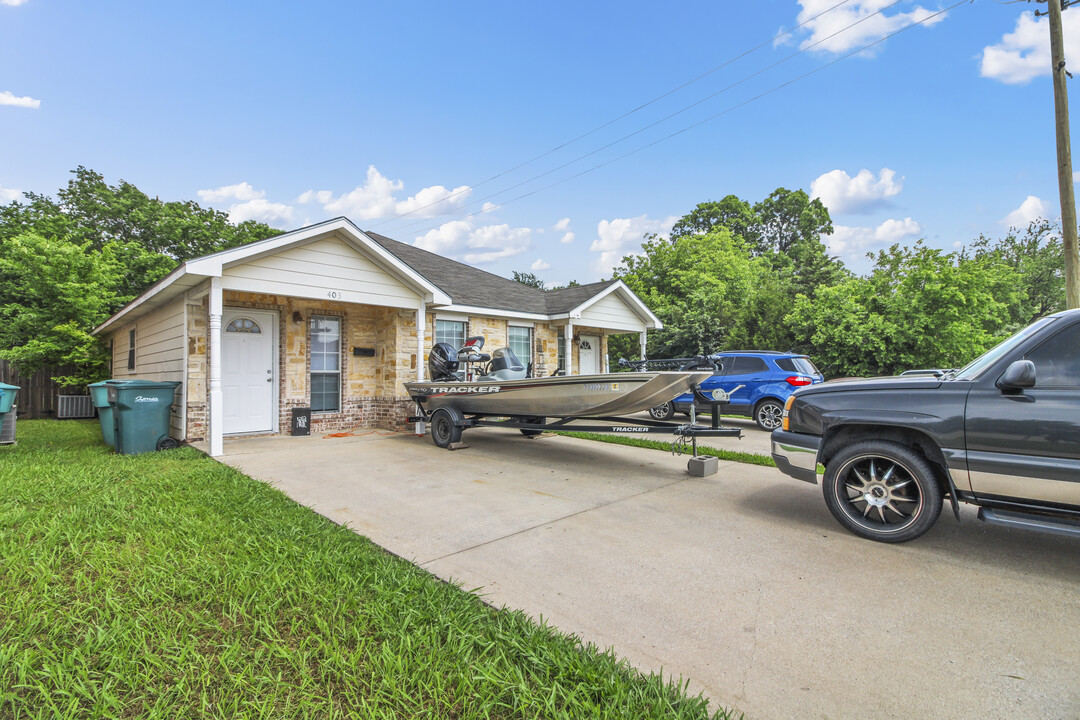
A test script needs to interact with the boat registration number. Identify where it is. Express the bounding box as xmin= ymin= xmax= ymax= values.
xmin=583 ymin=383 xmax=618 ymax=391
